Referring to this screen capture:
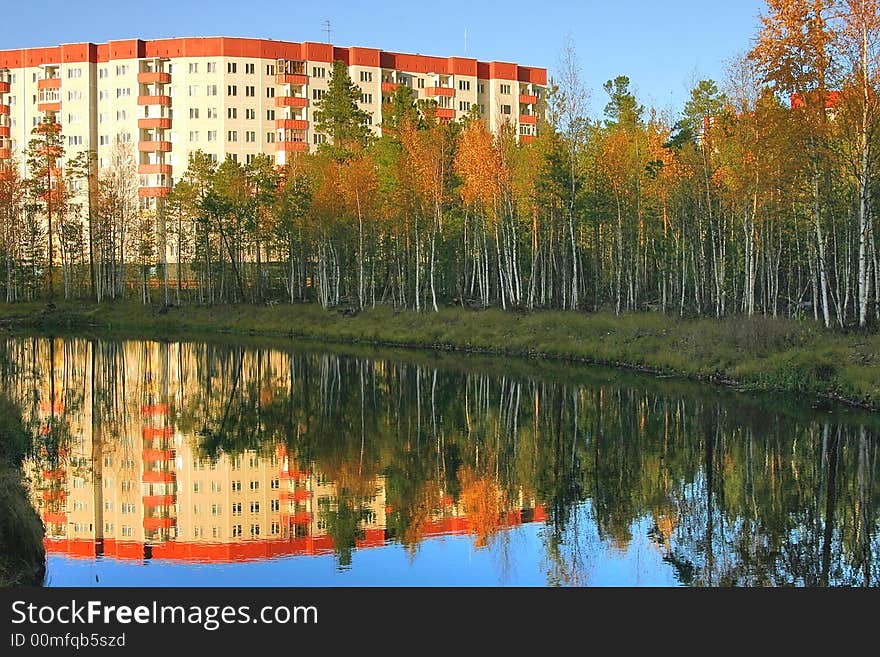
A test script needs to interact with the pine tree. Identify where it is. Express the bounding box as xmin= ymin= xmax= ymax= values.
xmin=313 ymin=60 xmax=372 ymax=156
